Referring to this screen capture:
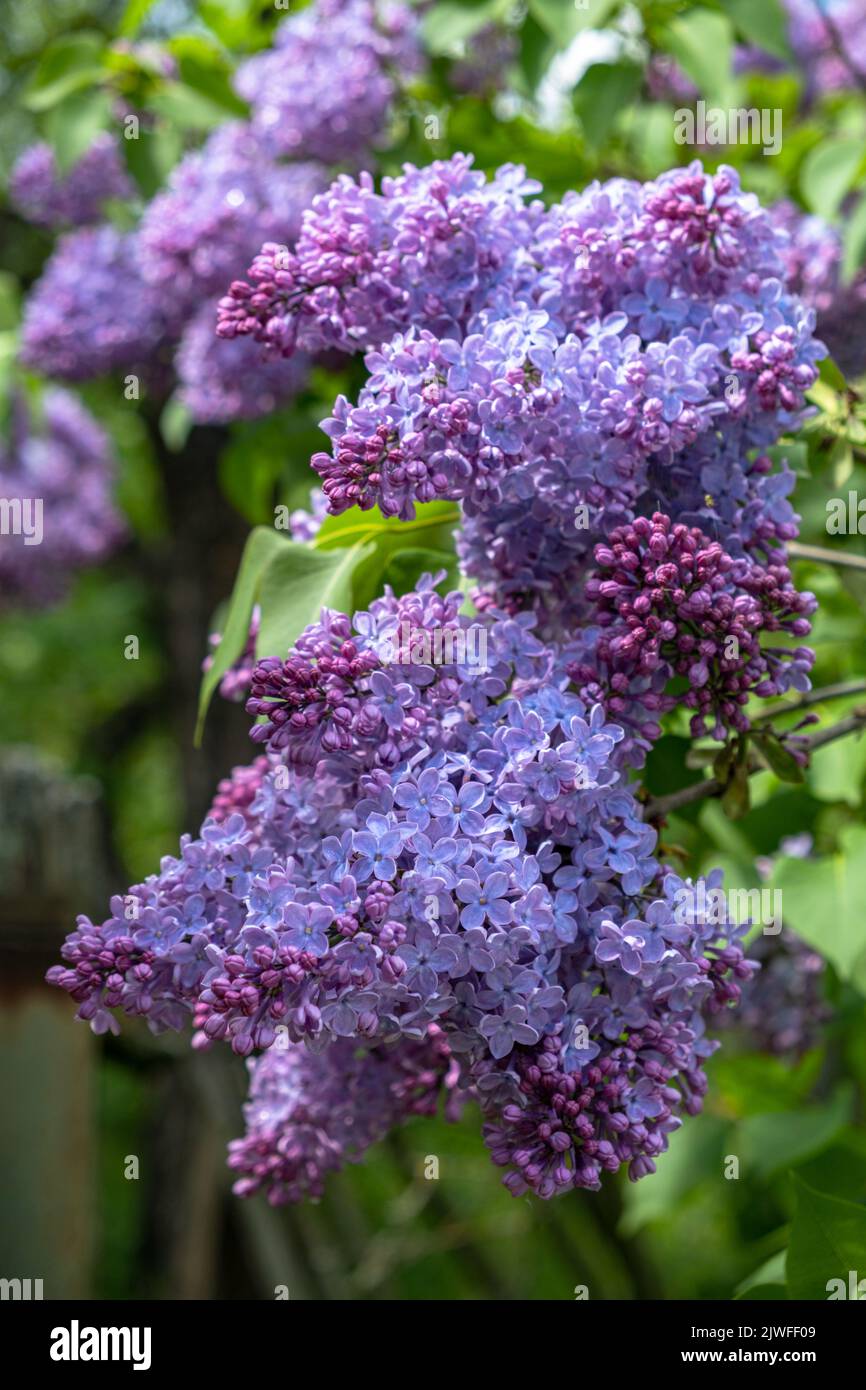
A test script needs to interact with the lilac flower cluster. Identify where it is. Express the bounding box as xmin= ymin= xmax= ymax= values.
xmin=574 ymin=513 xmax=815 ymax=742
xmin=176 ymin=304 xmax=311 ymax=424
xmin=221 ymin=158 xmax=823 ymax=653
xmin=730 ymin=928 xmax=828 ymax=1059
xmin=782 ymin=0 xmax=866 ymax=98
xmin=15 ymin=3 xmax=423 ymax=427
xmin=232 ymin=0 xmax=421 ymax=165
xmin=138 ymin=123 xmax=326 ymax=314
xmin=9 ymin=135 xmax=133 ymax=229
xmin=228 ymin=1027 xmax=464 ymax=1203
xmin=0 ymin=389 xmax=124 ymax=605
xmin=20 ymin=225 xmax=174 ymax=382
xmin=49 ymin=577 xmax=754 ymax=1199
xmin=769 ymin=200 xmax=866 ymax=381
xmin=216 ymin=156 xmax=544 ymax=357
